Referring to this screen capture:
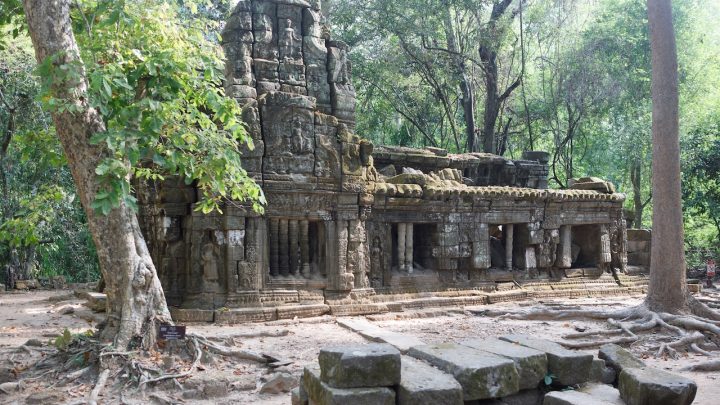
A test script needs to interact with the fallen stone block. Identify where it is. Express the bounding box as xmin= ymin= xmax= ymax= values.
xmin=498 ymin=389 xmax=544 ymax=405
xmin=318 ymin=343 xmax=401 ymax=388
xmin=408 ymin=343 xmax=519 ymax=400
xmin=598 ymin=344 xmax=645 ymax=376
xmin=618 ymin=367 xmax=697 ymax=405
xmin=578 ymin=383 xmax=624 ymax=404
xmin=397 ymin=356 xmax=463 ymax=405
xmin=589 ymin=358 xmax=616 ymax=384
xmin=461 ymin=337 xmax=548 ymax=390
xmin=303 ymin=365 xmax=395 ymax=405
xmin=499 ymin=335 xmax=592 ymax=386
xmin=337 ymin=318 xmax=426 ymax=353
xmin=543 ymin=390 xmax=618 ymax=405
xmin=260 ymin=372 xmax=298 ymax=394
